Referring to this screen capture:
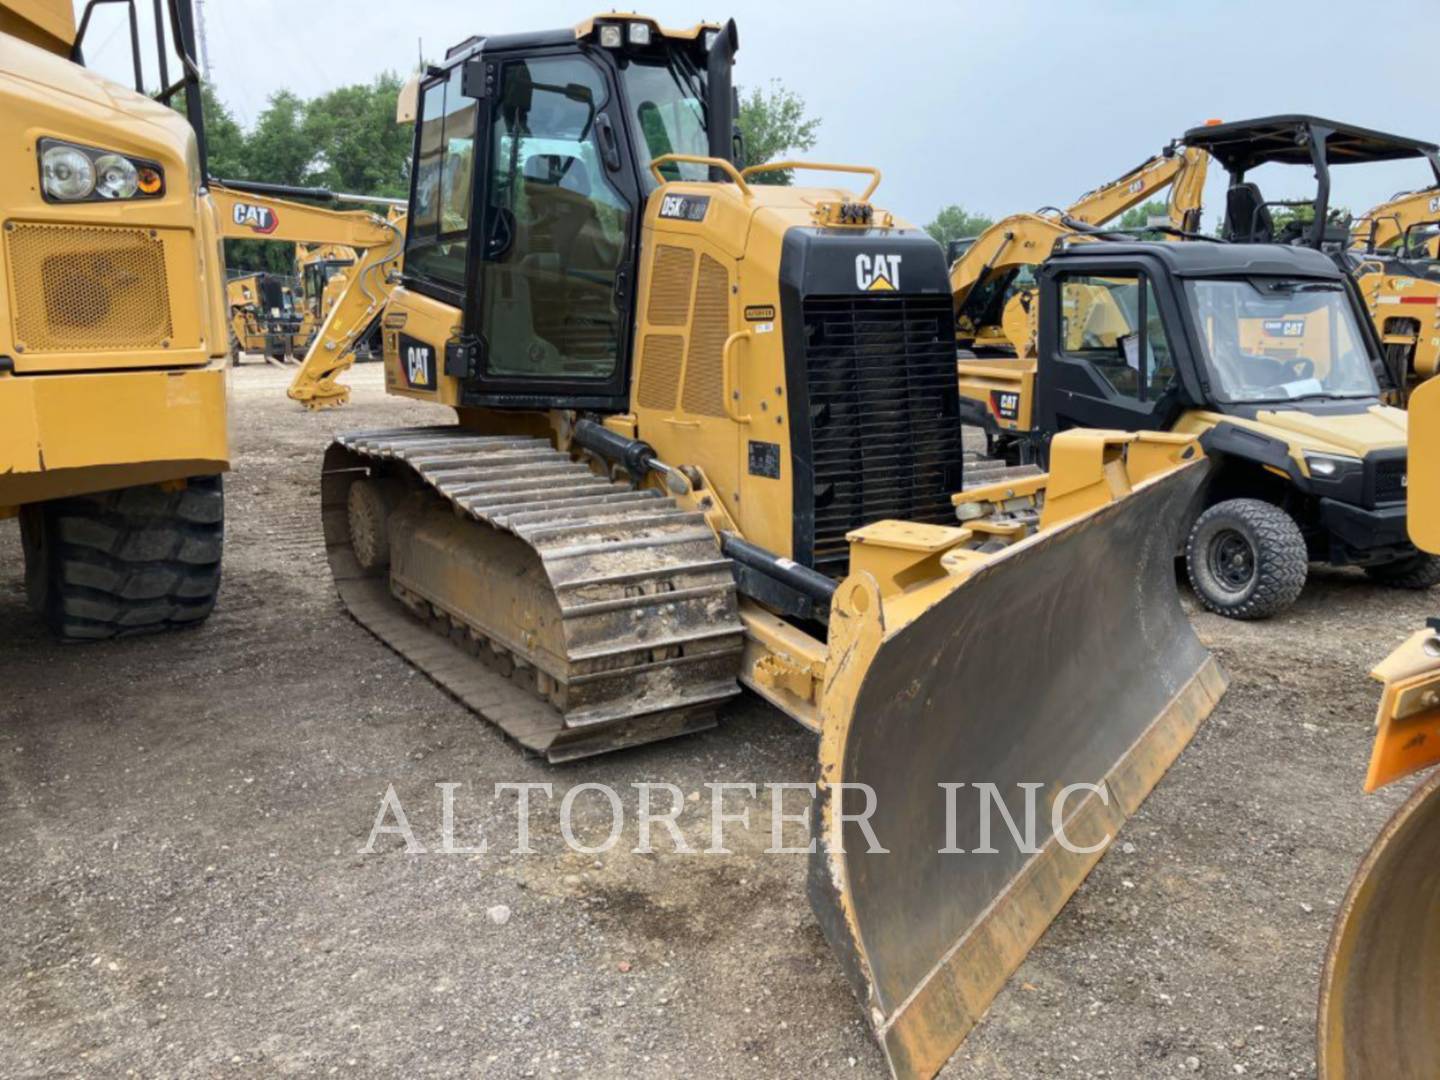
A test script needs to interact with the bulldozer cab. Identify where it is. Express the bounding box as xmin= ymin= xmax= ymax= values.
xmin=1183 ymin=115 xmax=1440 ymax=251
xmin=400 ymin=18 xmax=729 ymax=409
xmin=1032 ymin=240 xmax=1387 ymax=437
